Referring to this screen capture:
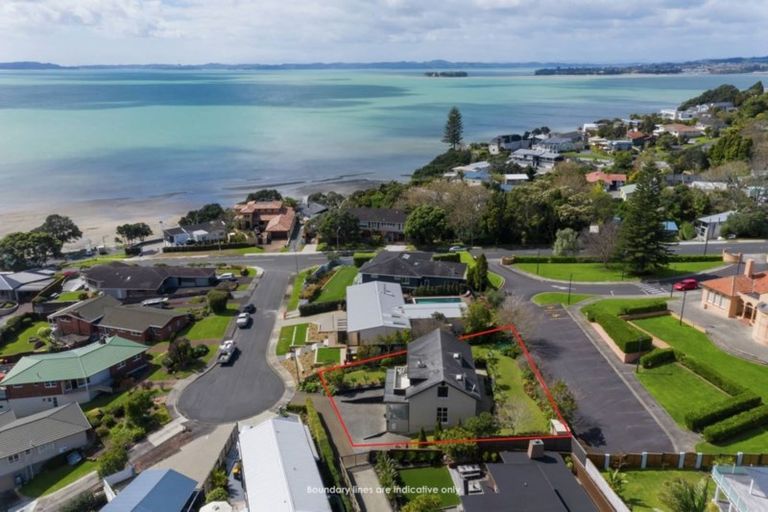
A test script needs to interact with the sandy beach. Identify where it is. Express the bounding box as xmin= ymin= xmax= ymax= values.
xmin=0 ymin=178 xmax=386 ymax=250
